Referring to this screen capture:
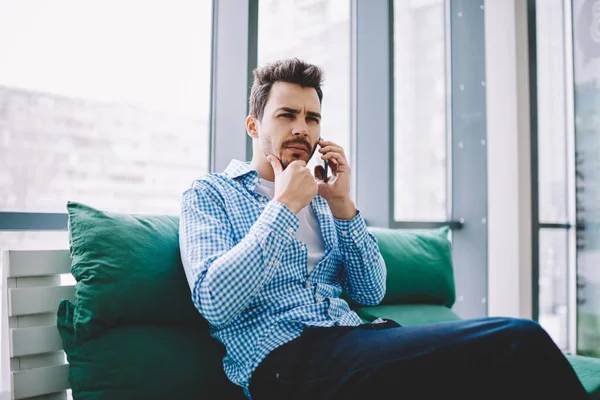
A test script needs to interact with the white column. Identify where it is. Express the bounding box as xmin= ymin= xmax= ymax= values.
xmin=484 ymin=0 xmax=533 ymax=319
